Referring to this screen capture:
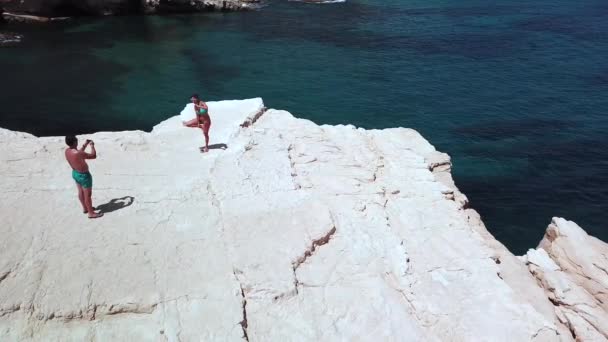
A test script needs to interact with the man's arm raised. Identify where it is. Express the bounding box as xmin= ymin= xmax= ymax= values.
xmin=84 ymin=141 xmax=97 ymax=159
xmin=79 ymin=139 xmax=91 ymax=152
